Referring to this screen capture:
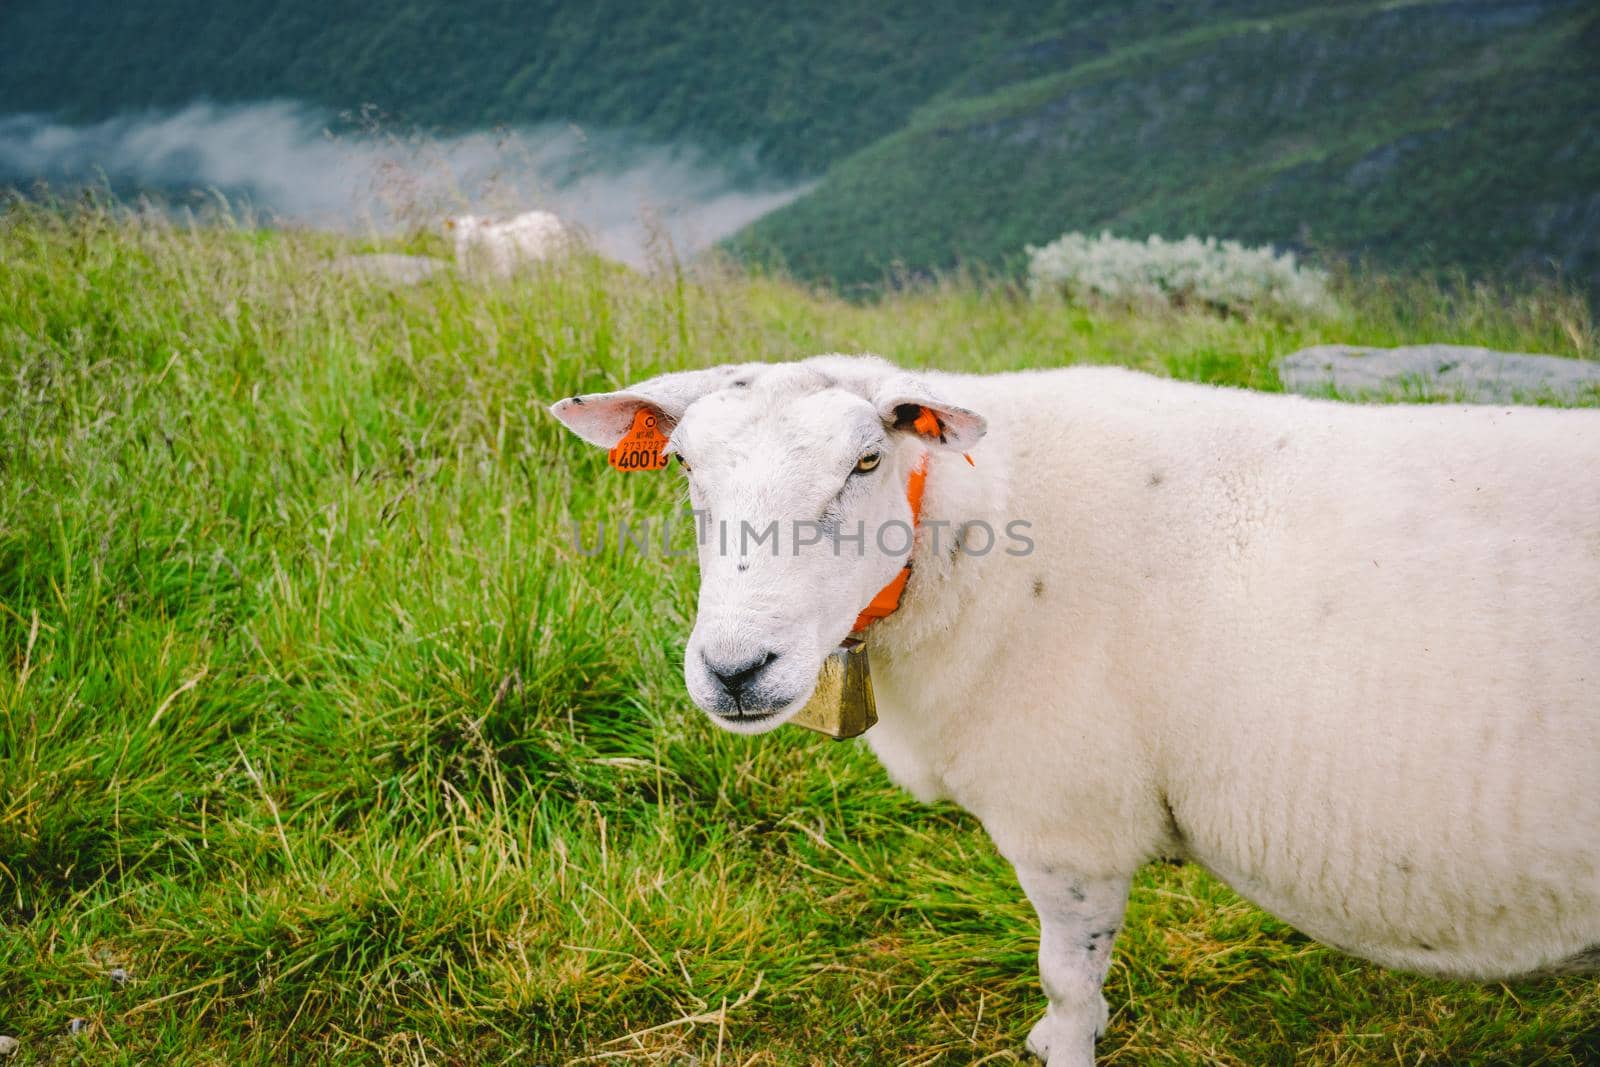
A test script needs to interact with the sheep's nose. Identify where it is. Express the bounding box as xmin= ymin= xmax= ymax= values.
xmin=703 ymin=650 xmax=780 ymax=703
